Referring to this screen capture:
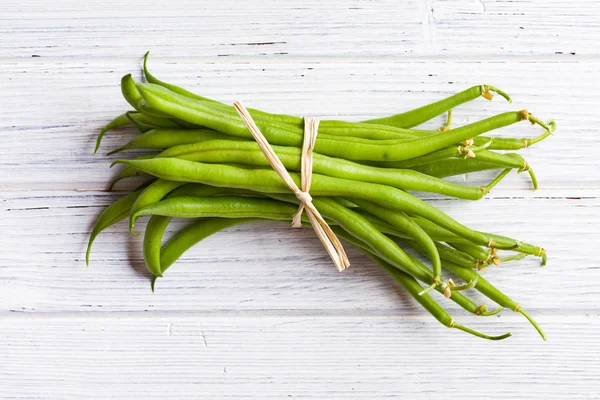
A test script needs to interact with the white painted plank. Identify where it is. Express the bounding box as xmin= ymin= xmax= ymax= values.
xmin=1 ymin=190 xmax=597 ymax=314
xmin=1 ymin=0 xmax=598 ymax=61
xmin=431 ymin=0 xmax=600 ymax=58
xmin=0 ymin=315 xmax=598 ymax=399
xmin=0 ymin=61 xmax=598 ymax=190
